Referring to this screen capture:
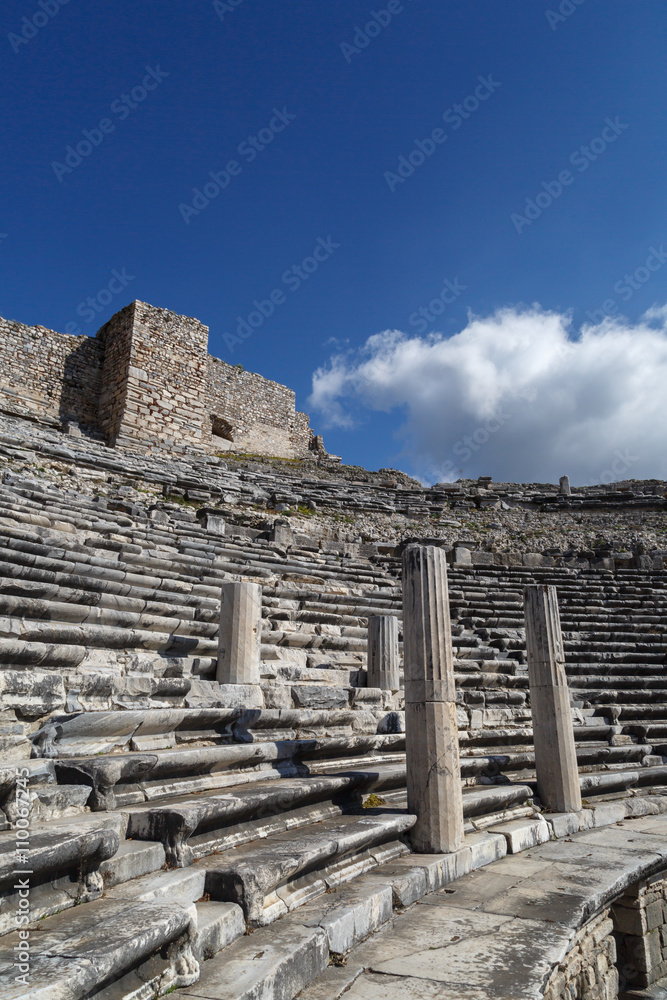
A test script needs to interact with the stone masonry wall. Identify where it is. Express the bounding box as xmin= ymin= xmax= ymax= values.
xmin=292 ymin=409 xmax=314 ymax=456
xmin=96 ymin=303 xmax=135 ymax=445
xmin=100 ymin=301 xmax=210 ymax=454
xmin=544 ymin=910 xmax=618 ymax=1000
xmin=612 ymin=871 xmax=667 ymax=990
xmin=0 ymin=302 xmax=318 ymax=458
xmin=206 ymin=356 xmax=313 ymax=458
xmin=0 ymin=316 xmax=104 ymax=430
